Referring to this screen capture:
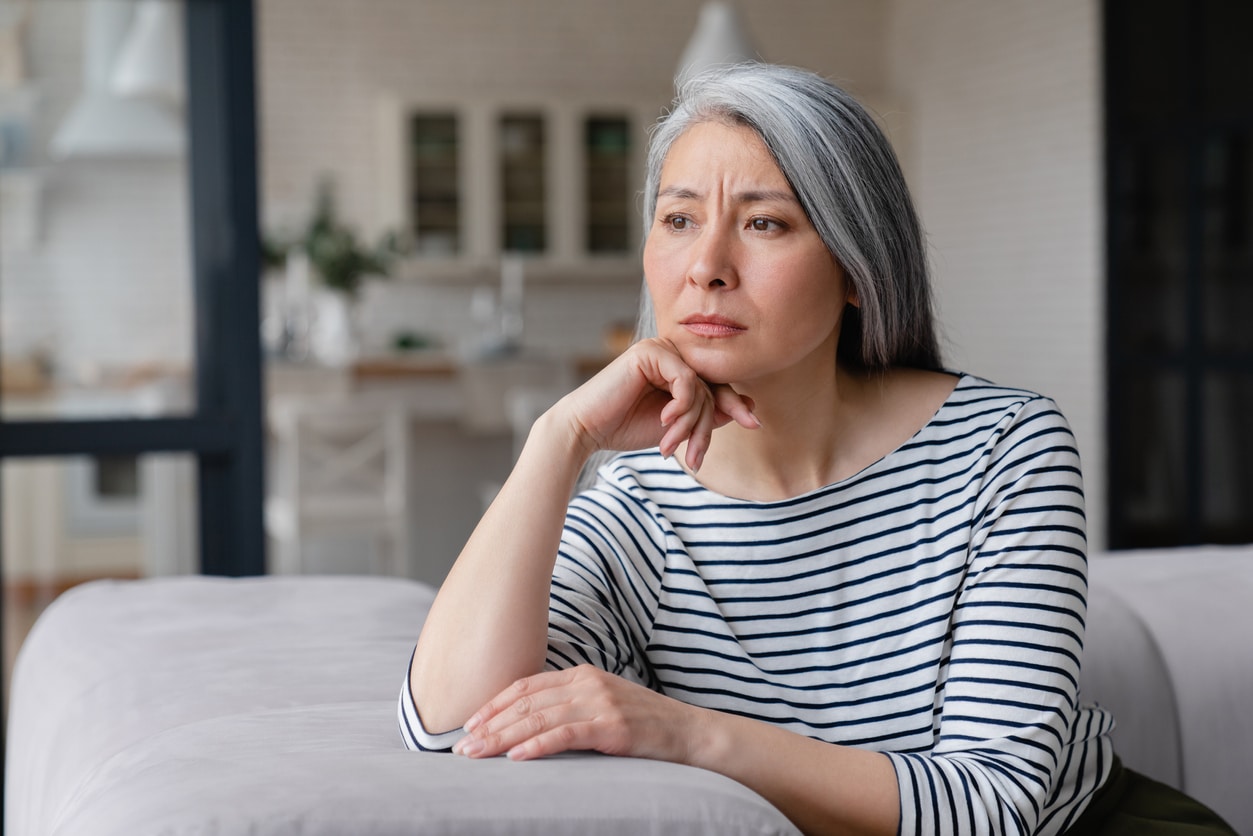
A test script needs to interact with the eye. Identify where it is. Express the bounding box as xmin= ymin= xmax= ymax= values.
xmin=661 ymin=213 xmax=692 ymax=231
xmin=748 ymin=216 xmax=783 ymax=232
